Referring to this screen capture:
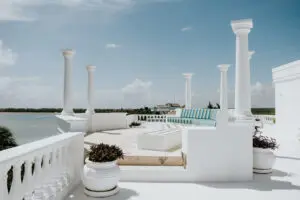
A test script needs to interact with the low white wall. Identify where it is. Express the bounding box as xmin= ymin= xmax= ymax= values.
xmin=0 ymin=132 xmax=84 ymax=200
xmin=121 ymin=120 xmax=253 ymax=182
xmin=185 ymin=123 xmax=253 ymax=181
xmin=90 ymin=112 xmax=128 ymax=132
xmin=126 ymin=114 xmax=138 ymax=127
xmin=56 ymin=115 xmax=88 ymax=133
xmin=273 ymin=60 xmax=300 ymax=138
